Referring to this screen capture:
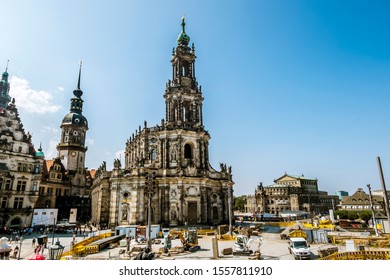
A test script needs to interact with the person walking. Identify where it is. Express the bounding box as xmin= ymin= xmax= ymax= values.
xmin=13 ymin=246 xmax=19 ymax=259
xmin=32 ymin=238 xmax=36 ymax=248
